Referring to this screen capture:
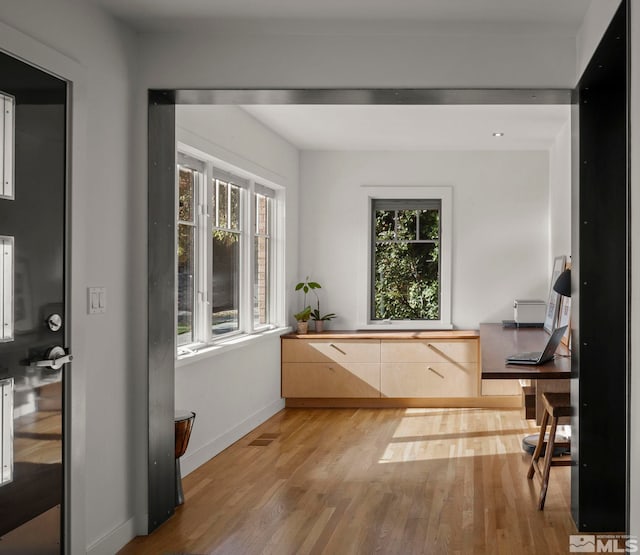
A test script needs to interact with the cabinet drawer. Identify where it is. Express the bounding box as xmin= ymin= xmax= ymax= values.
xmin=481 ymin=379 xmax=521 ymax=396
xmin=380 ymin=362 xmax=477 ymax=398
xmin=282 ymin=362 xmax=380 ymax=398
xmin=381 ymin=339 xmax=478 ymax=364
xmin=282 ymin=339 xmax=380 ymax=363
